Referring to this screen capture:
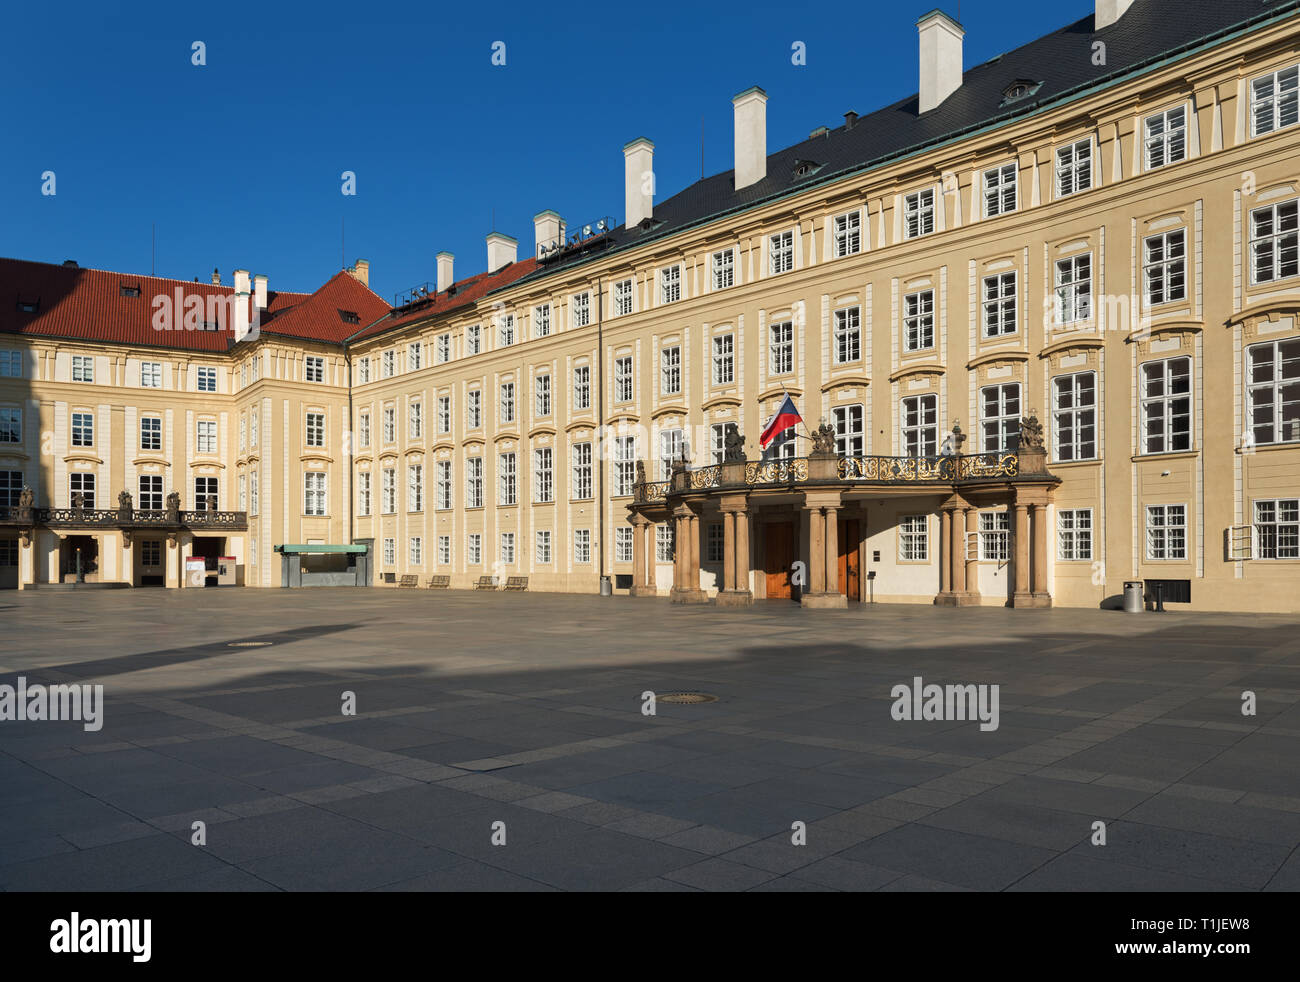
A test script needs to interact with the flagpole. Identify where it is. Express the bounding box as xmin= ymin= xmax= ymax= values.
xmin=777 ymin=379 xmax=814 ymax=446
